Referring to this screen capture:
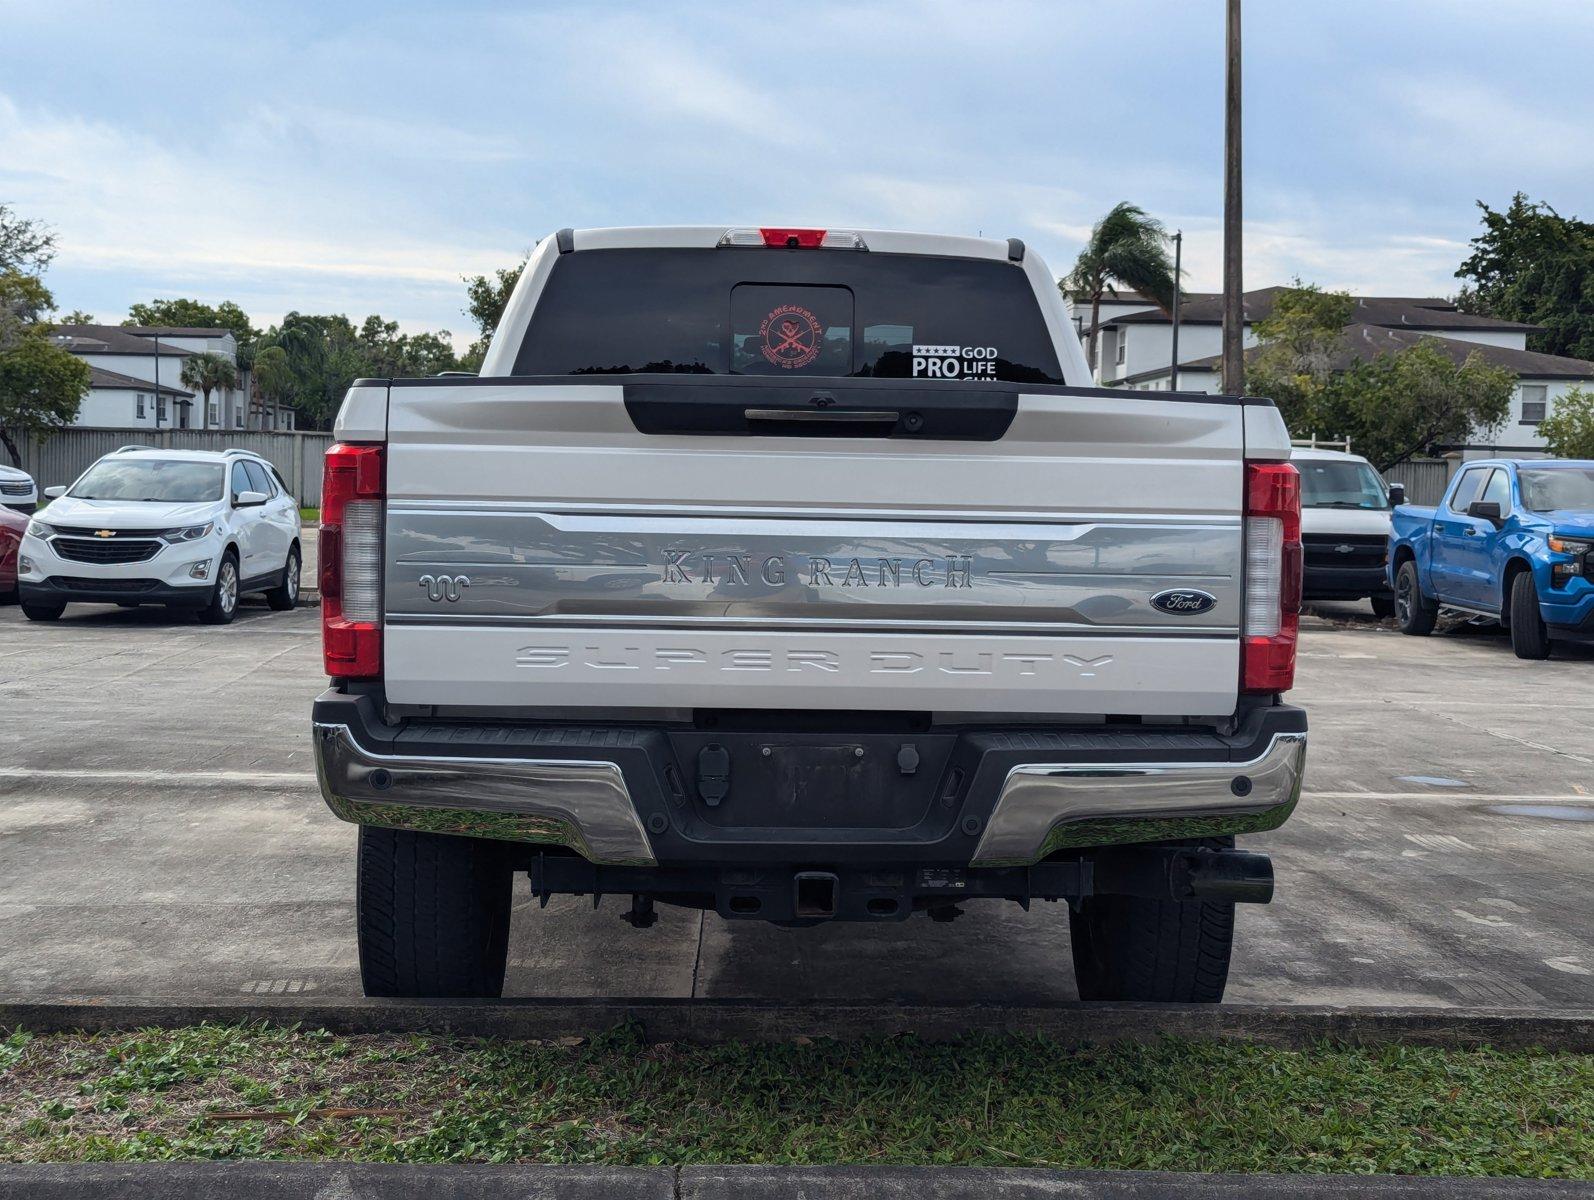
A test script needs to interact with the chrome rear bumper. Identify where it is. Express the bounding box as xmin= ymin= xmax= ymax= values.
xmin=313 ymin=722 xmax=656 ymax=865
xmin=970 ymin=732 xmax=1307 ymax=866
xmin=312 ymin=693 xmax=1305 ymax=868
